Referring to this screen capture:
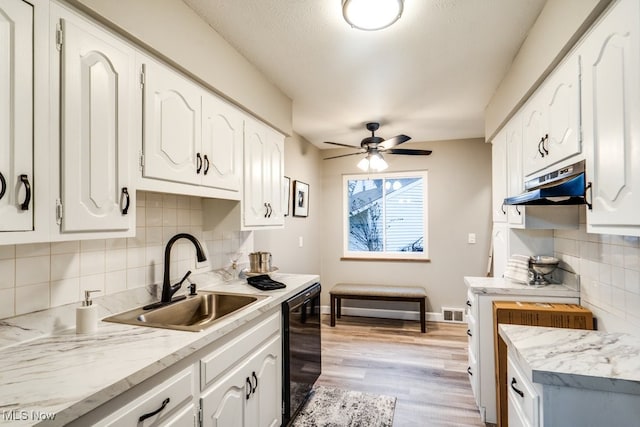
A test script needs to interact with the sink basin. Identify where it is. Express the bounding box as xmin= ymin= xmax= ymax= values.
xmin=103 ymin=291 xmax=266 ymax=332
